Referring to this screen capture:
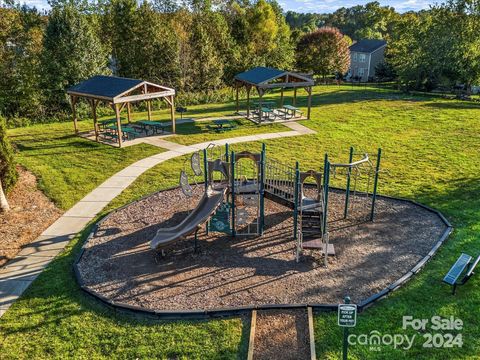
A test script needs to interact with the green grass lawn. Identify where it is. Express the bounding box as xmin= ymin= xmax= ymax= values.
xmin=2 ymin=85 xmax=480 ymax=358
